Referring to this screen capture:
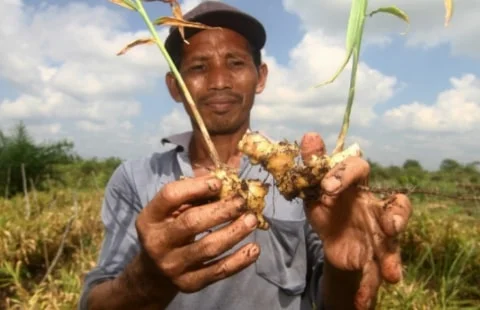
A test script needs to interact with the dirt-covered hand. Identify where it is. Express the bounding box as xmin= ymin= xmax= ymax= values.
xmin=135 ymin=174 xmax=260 ymax=294
xmin=300 ymin=133 xmax=413 ymax=310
